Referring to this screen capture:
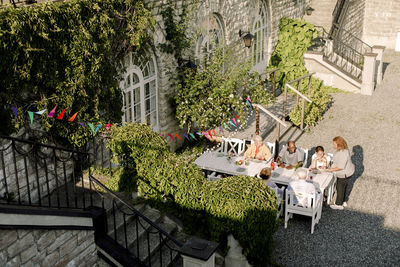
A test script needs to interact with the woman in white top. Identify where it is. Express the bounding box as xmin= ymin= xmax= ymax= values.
xmin=310 ymin=146 xmax=330 ymax=169
xmin=323 ymin=136 xmax=355 ymax=210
